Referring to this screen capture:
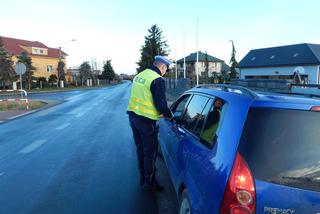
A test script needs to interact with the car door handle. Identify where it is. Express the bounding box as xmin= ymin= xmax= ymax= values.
xmin=182 ymin=146 xmax=189 ymax=156
xmin=178 ymin=127 xmax=185 ymax=133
